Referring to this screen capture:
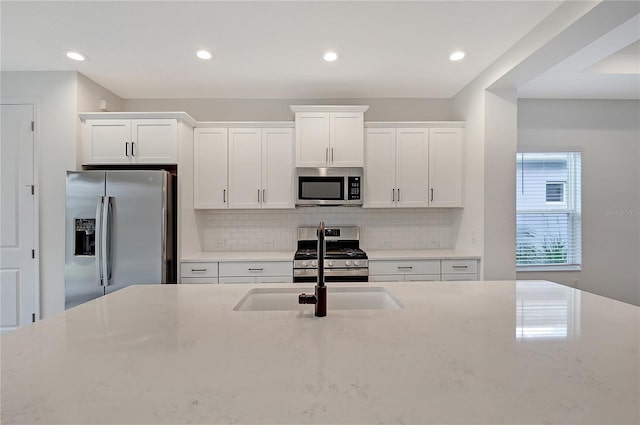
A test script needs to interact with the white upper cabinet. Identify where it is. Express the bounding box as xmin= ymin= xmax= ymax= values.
xmin=194 ymin=124 xmax=295 ymax=210
xmin=194 ymin=128 xmax=229 ymax=209
xmin=292 ymin=106 xmax=369 ymax=167
xmin=228 ymin=128 xmax=262 ymax=209
xmin=364 ymin=123 xmax=464 ymax=209
xmin=429 ymin=128 xmax=463 ymax=207
xmin=364 ymin=128 xmax=396 ymax=208
xmin=82 ymin=118 xmax=178 ymax=164
xmin=262 ymin=128 xmax=295 ymax=209
xmin=395 ymin=128 xmax=430 ymax=208
xmin=364 ymin=127 xmax=429 ymax=208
